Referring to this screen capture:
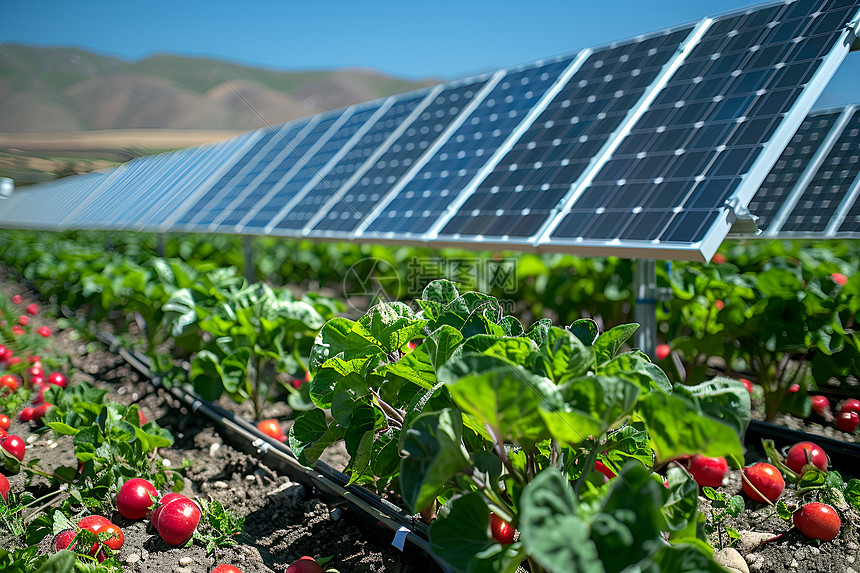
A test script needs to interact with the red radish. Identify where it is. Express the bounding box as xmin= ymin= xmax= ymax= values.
xmin=38 ymin=326 xmax=51 ymax=337
xmin=117 ymin=478 xmax=159 ymax=520
xmin=714 ymin=299 xmax=725 ymax=310
xmin=785 ymin=442 xmax=828 ymax=474
xmin=0 ymin=375 xmax=18 ymax=392
xmin=286 ymin=556 xmax=324 ymax=573
xmin=831 ymin=272 xmax=848 ymax=286
xmin=811 ymin=395 xmax=830 ymax=416
xmin=1 ymin=434 xmax=26 ymax=462
xmin=11 ymin=295 xmax=22 ymax=304
xmin=0 ymin=473 xmax=9 ymax=503
xmin=711 ymin=253 xmax=726 ymax=264
xmin=18 ymin=315 xmax=28 ymax=326
xmin=213 ymin=566 xmax=243 ymax=573
xmin=841 ymin=399 xmax=860 ymax=415
xmin=19 ymin=407 xmax=35 ymax=422
xmin=688 ymin=454 xmax=728 ymax=488
xmin=154 ymin=494 xmax=201 ymax=545
xmin=27 ymin=366 xmax=43 ymax=378
xmin=836 ymin=411 xmax=859 ymax=433
xmin=26 ymin=355 xmax=40 ymax=364
xmin=30 ymin=374 xmax=45 ymax=387
xmin=257 ymin=419 xmax=286 ymax=442
xmin=0 ymin=344 xmax=7 ymax=359
xmin=787 ymin=384 xmax=800 ymax=394
xmin=12 ymin=325 xmax=24 ymax=335
xmin=594 ymin=460 xmax=616 ymax=482
xmin=655 ymin=344 xmax=671 ymax=361
xmin=0 ymin=414 xmax=10 ymax=430
xmin=54 ymin=529 xmax=78 ymax=552
xmin=47 ymin=372 xmax=67 ymax=388
xmin=26 ymin=303 xmax=38 ymax=315
xmin=32 ymin=402 xmax=51 ymax=421
xmin=490 ymin=512 xmax=516 ymax=544
xmin=740 ymin=378 xmax=754 ymax=394
xmin=742 ymin=463 xmax=784 ymax=503
xmin=793 ymin=502 xmax=840 ymax=541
